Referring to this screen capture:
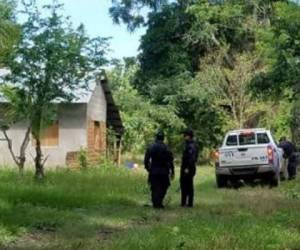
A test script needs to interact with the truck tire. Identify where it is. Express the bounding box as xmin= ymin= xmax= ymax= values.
xmin=216 ymin=175 xmax=227 ymax=188
xmin=270 ymin=172 xmax=280 ymax=187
